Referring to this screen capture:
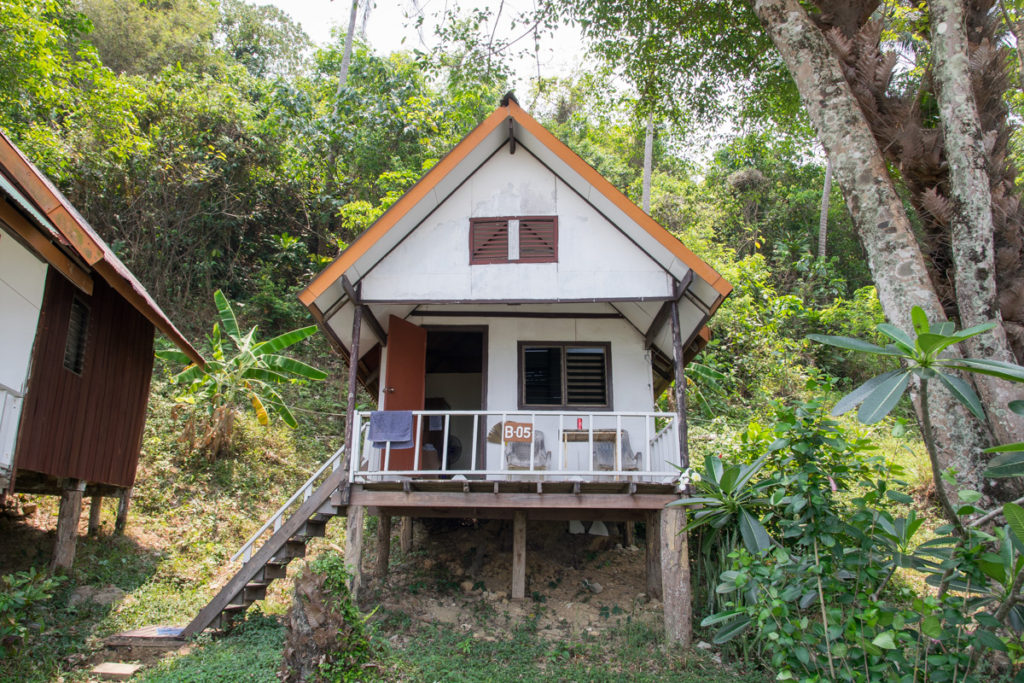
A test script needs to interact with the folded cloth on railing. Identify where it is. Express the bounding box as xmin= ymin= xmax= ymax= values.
xmin=369 ymin=410 xmax=414 ymax=449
